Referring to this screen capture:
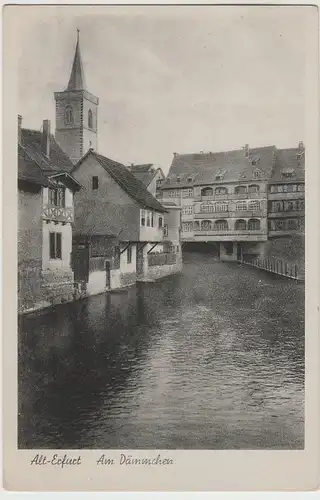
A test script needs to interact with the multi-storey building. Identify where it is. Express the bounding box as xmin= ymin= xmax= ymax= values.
xmin=160 ymin=145 xmax=275 ymax=260
xmin=268 ymin=144 xmax=305 ymax=237
xmin=18 ymin=115 xmax=81 ymax=312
